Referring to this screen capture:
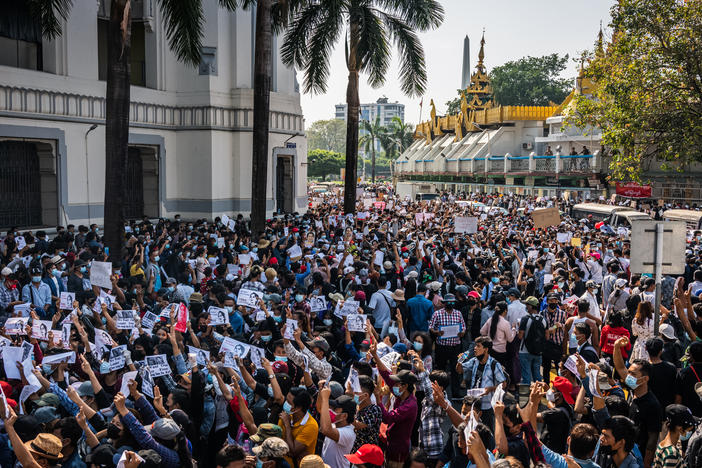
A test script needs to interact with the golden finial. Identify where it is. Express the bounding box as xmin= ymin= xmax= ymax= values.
xmin=477 ymin=29 xmax=485 ymax=69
